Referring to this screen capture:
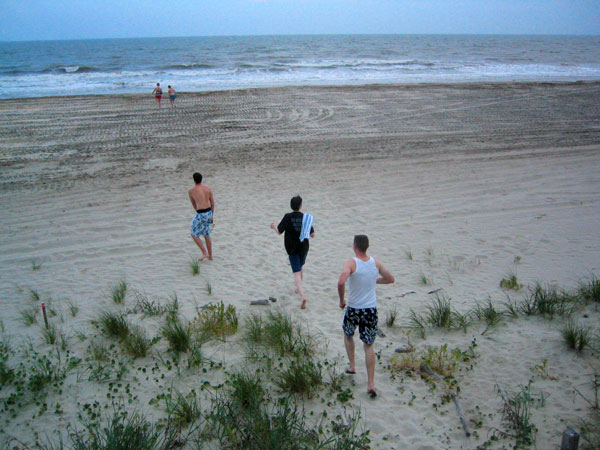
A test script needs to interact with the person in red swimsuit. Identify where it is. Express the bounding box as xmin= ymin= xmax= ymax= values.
xmin=152 ymin=83 xmax=162 ymax=108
